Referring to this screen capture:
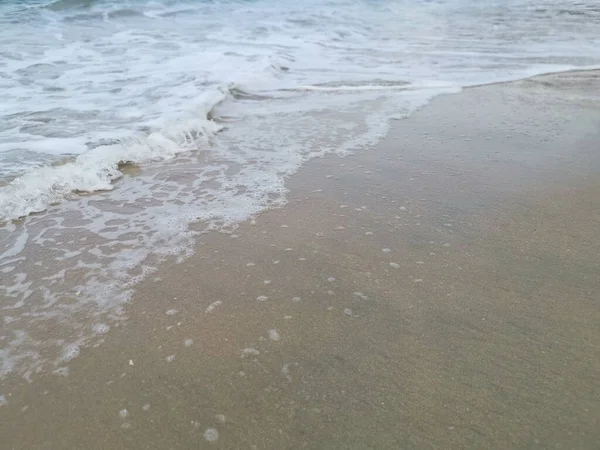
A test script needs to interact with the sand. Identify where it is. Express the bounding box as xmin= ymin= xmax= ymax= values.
xmin=1 ymin=70 xmax=600 ymax=449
